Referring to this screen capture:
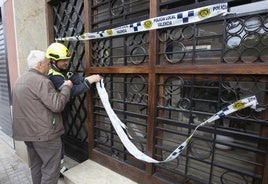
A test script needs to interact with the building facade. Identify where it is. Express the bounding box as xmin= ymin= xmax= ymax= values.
xmin=1 ymin=0 xmax=268 ymax=183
